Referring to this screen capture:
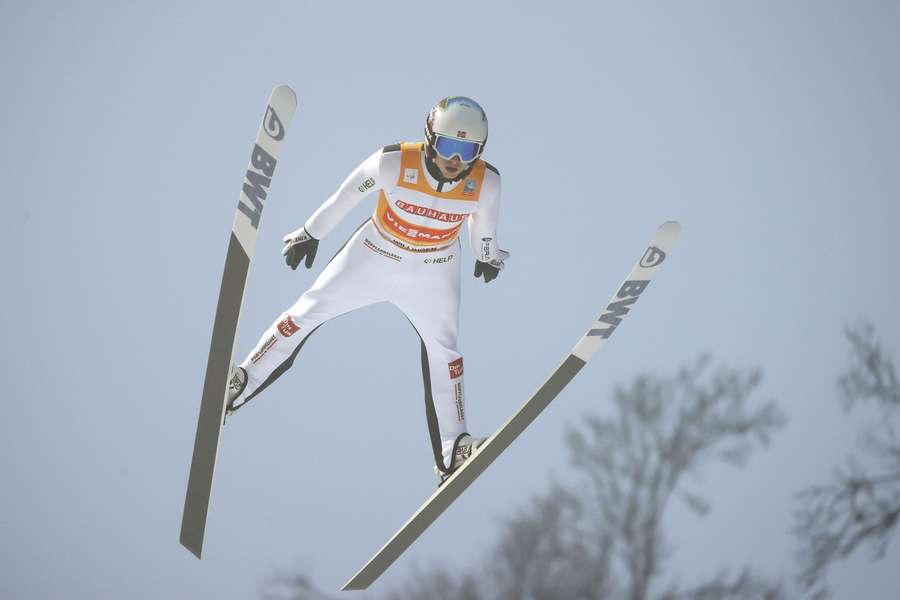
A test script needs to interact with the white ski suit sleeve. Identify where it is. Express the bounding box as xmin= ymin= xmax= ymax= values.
xmin=303 ymin=149 xmax=382 ymax=239
xmin=467 ymin=168 xmax=506 ymax=263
